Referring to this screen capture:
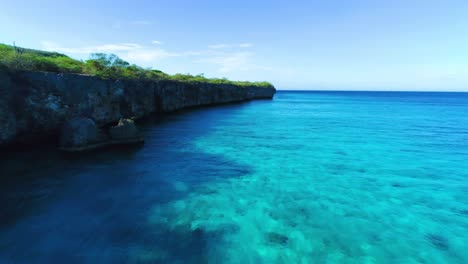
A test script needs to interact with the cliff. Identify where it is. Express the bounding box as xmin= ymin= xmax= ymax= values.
xmin=0 ymin=71 xmax=275 ymax=147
